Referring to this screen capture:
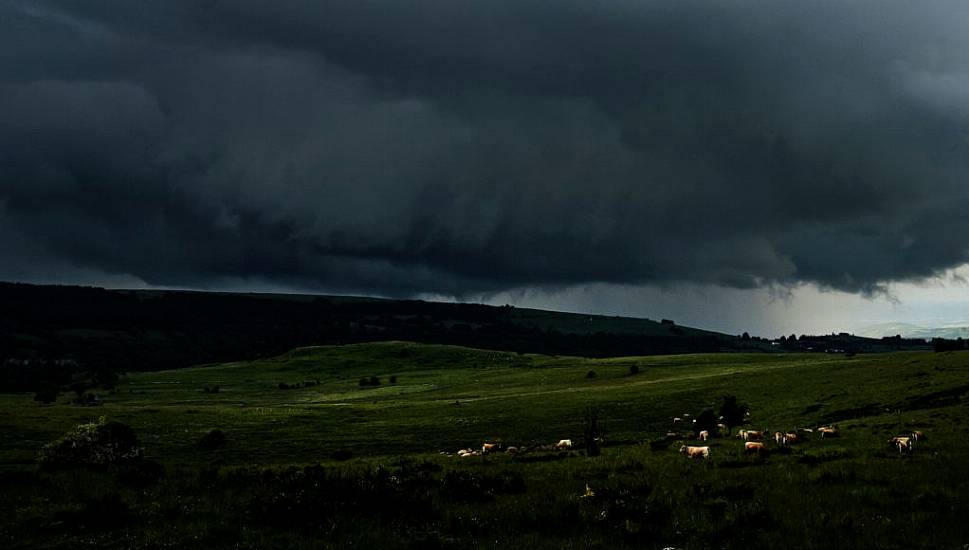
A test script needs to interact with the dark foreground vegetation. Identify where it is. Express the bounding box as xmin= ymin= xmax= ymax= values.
xmin=0 ymin=282 xmax=931 ymax=394
xmin=1 ymin=342 xmax=967 ymax=549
